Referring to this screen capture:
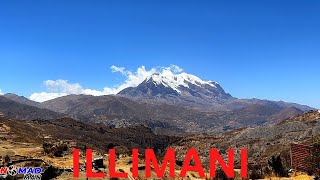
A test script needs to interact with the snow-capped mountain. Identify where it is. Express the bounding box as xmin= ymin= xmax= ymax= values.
xmin=146 ymin=72 xmax=219 ymax=94
xmin=118 ymin=72 xmax=234 ymax=108
xmin=117 ymin=72 xmax=314 ymax=112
